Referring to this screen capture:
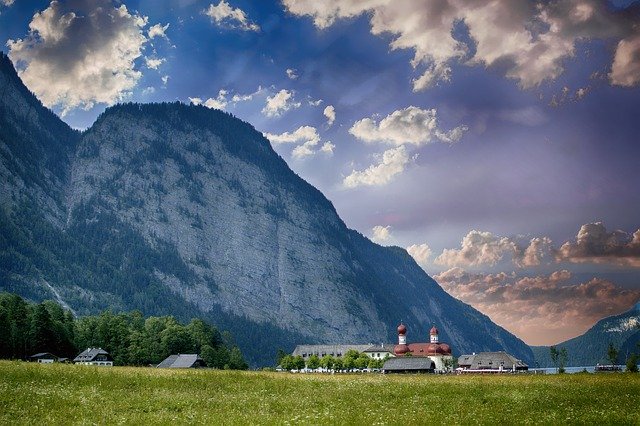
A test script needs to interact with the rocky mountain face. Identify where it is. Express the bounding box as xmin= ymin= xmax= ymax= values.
xmin=0 ymin=53 xmax=534 ymax=366
xmin=531 ymin=303 xmax=640 ymax=368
